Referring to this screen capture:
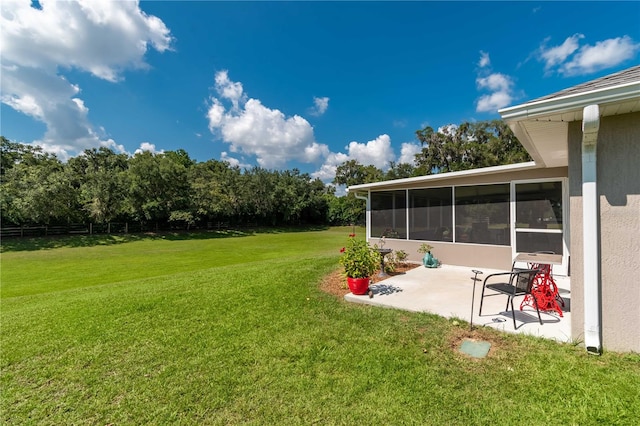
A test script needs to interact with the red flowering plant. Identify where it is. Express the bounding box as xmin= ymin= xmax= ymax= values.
xmin=338 ymin=233 xmax=381 ymax=279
